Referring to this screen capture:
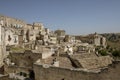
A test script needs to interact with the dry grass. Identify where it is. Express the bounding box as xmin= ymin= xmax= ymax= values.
xmin=10 ymin=47 xmax=30 ymax=52
xmin=107 ymin=41 xmax=120 ymax=50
